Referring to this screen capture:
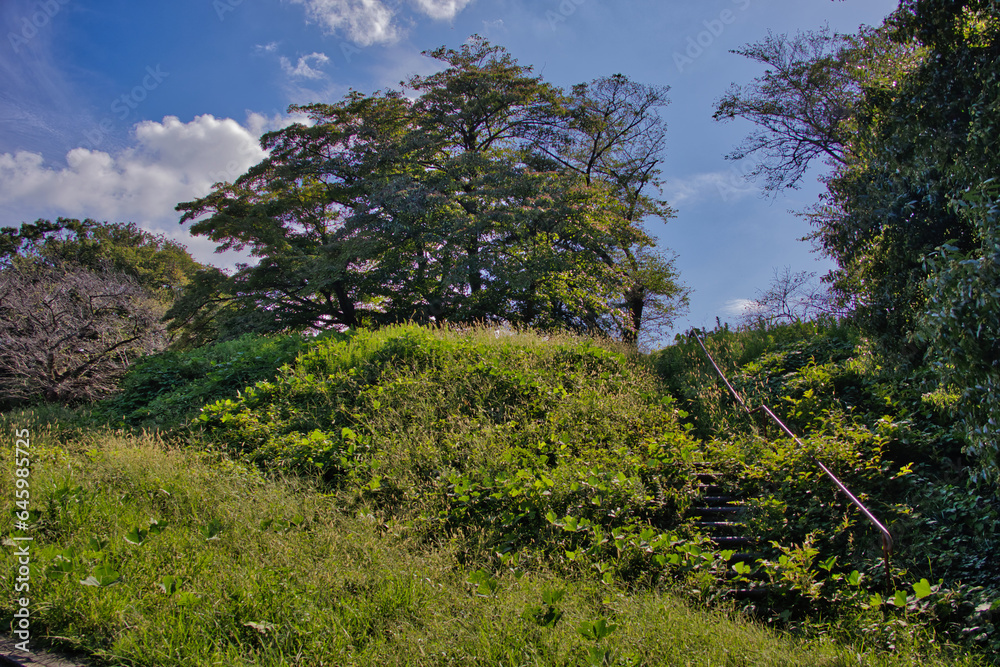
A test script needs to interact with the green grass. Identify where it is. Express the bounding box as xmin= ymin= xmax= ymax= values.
xmin=0 ymin=323 xmax=994 ymax=665
xmin=1 ymin=430 xmax=981 ymax=666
